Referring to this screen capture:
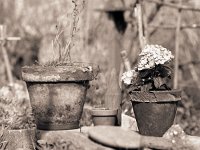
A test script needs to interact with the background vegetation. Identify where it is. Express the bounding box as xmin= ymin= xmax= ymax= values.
xmin=0 ymin=0 xmax=200 ymax=135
